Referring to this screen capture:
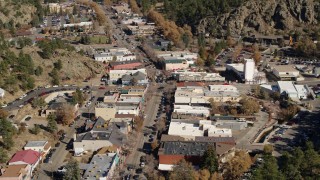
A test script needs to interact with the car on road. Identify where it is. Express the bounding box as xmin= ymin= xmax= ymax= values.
xmin=18 ymin=105 xmax=24 ymax=108
xmin=99 ymin=86 xmax=106 ymax=89
xmin=25 ymin=116 xmax=32 ymax=121
xmin=136 ymin=168 xmax=143 ymax=174
xmin=1 ymin=104 xmax=7 ymax=108
xmin=8 ymin=115 xmax=15 ymax=119
xmin=53 ymin=85 xmax=59 ymax=87
xmin=140 ymin=162 xmax=145 ymax=167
